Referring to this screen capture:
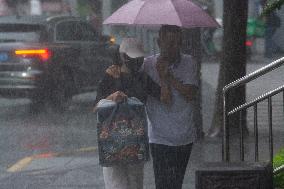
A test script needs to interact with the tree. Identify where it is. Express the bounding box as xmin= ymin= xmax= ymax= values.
xmin=262 ymin=0 xmax=284 ymax=16
xmin=208 ymin=0 xmax=248 ymax=137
